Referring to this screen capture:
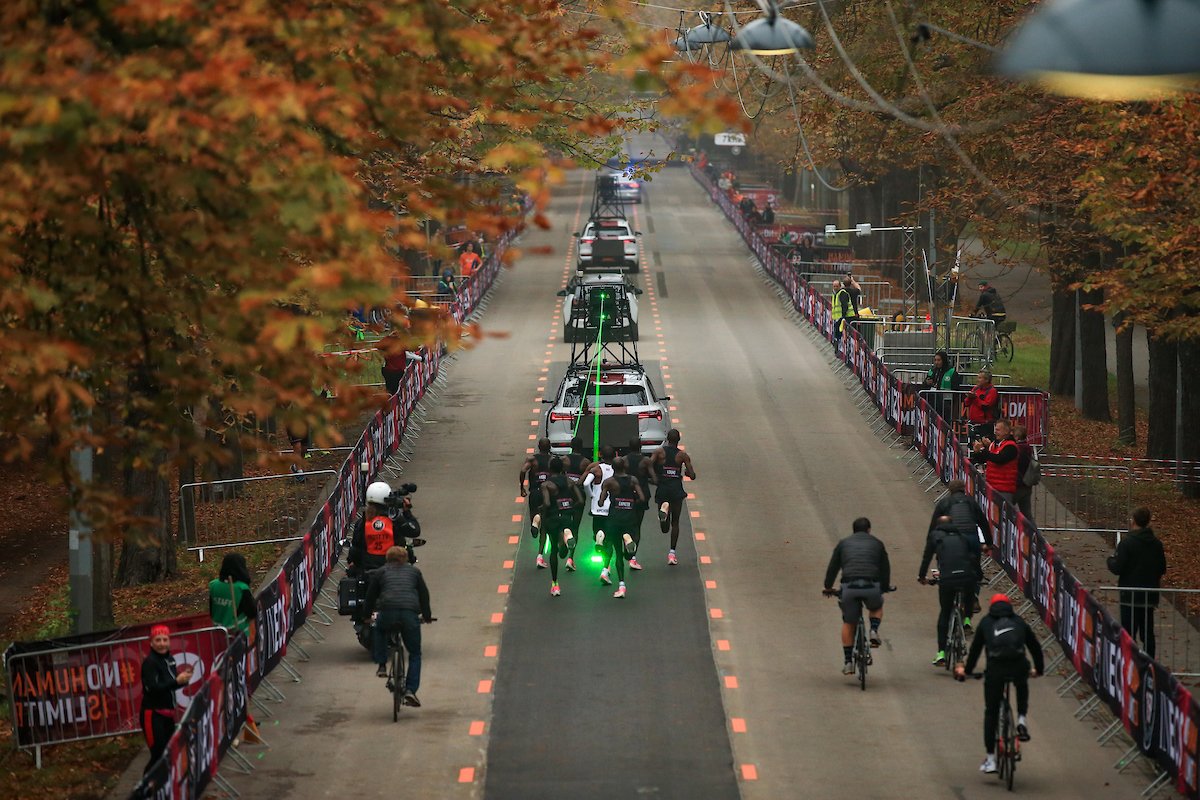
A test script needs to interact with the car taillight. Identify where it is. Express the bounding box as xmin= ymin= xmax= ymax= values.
xmin=638 ymin=410 xmax=662 ymax=420
xmin=549 ymin=411 xmax=577 ymax=423
xmin=627 ymin=181 xmax=639 ymax=189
